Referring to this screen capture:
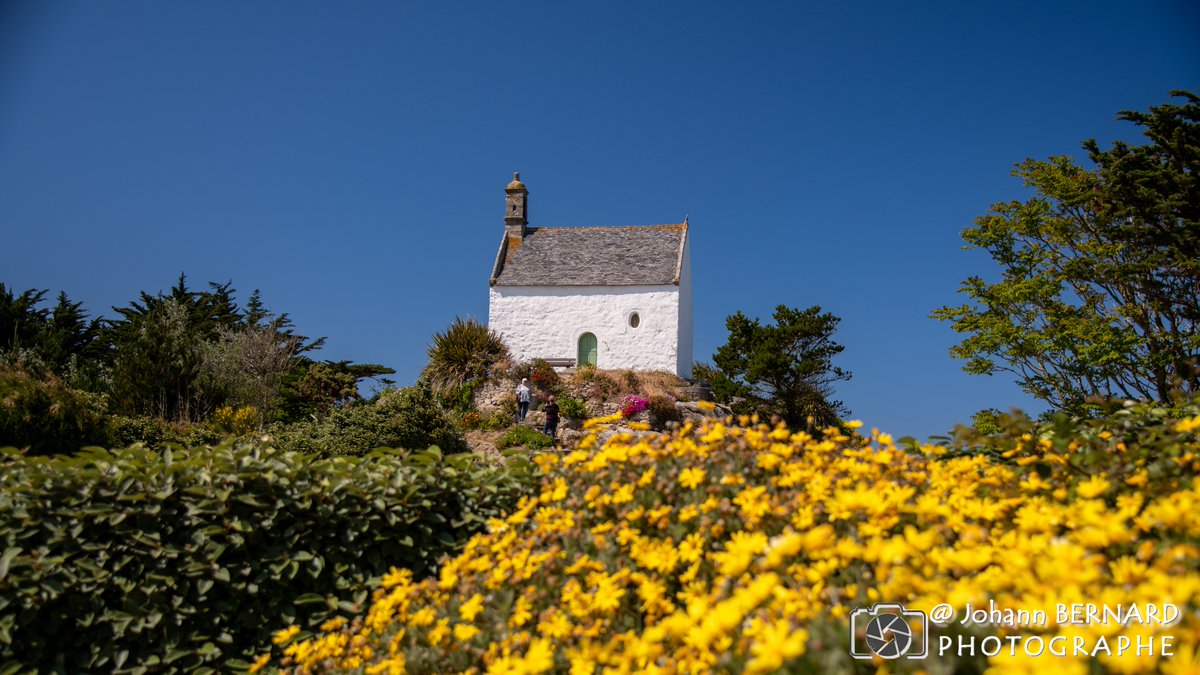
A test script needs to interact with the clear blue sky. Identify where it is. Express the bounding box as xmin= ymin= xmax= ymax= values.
xmin=1 ymin=1 xmax=1196 ymax=439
